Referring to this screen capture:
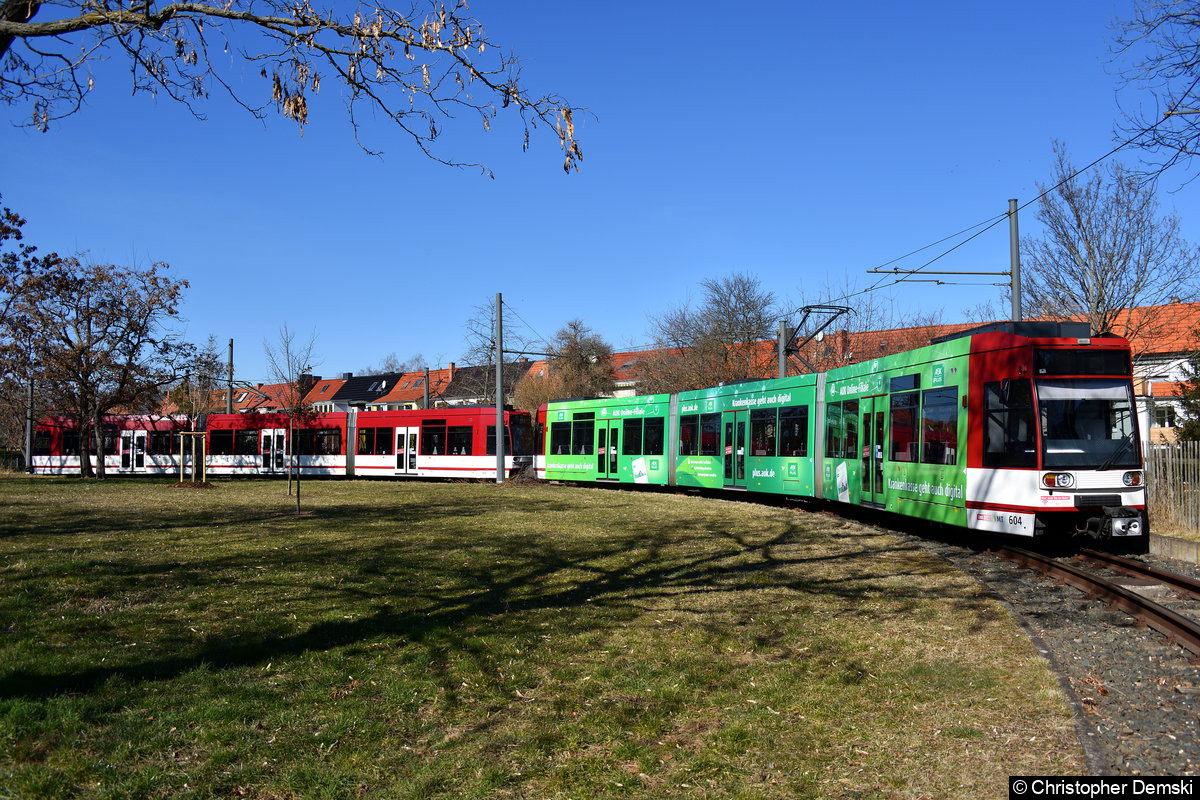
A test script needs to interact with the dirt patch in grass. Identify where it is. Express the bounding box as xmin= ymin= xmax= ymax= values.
xmin=0 ymin=478 xmax=1083 ymax=798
